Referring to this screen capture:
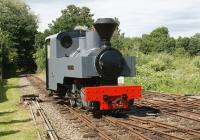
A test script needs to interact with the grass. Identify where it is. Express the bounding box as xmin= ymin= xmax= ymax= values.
xmin=37 ymin=72 xmax=45 ymax=78
xmin=124 ymin=51 xmax=200 ymax=95
xmin=0 ymin=78 xmax=37 ymax=140
xmin=35 ymin=47 xmax=200 ymax=95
